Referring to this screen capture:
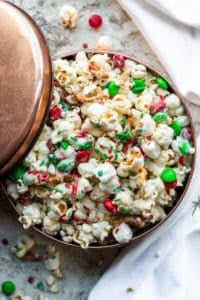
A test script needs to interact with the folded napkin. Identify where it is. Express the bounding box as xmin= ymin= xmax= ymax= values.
xmin=88 ymin=1 xmax=200 ymax=299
